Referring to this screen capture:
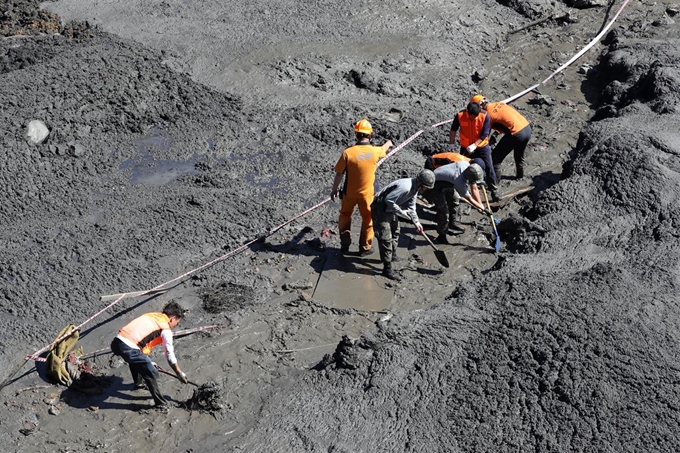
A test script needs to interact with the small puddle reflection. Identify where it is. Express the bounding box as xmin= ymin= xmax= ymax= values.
xmin=120 ymin=153 xmax=201 ymax=186
xmin=120 ymin=126 xmax=202 ymax=186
